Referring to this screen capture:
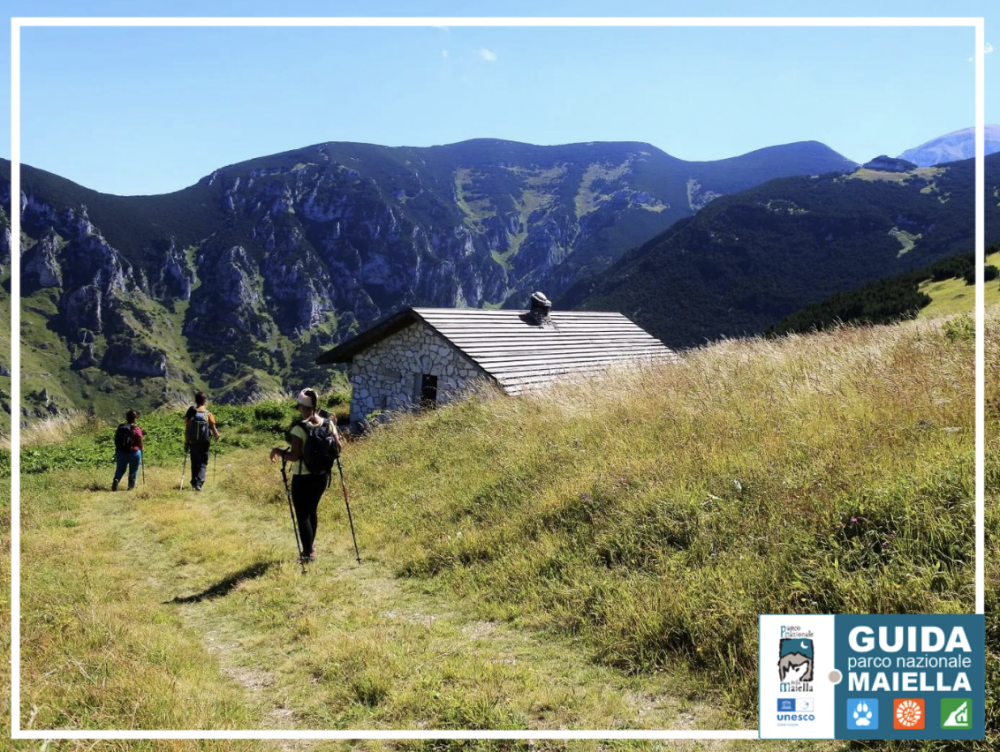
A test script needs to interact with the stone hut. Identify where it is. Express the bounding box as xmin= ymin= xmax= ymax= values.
xmin=316 ymin=293 xmax=679 ymax=425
